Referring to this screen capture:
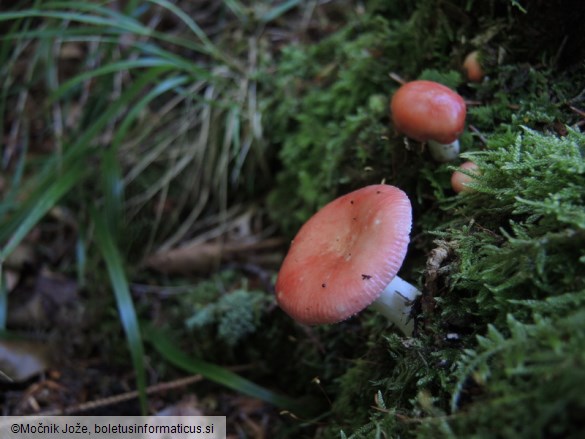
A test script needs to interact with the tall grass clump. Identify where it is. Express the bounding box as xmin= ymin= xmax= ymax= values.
xmin=0 ymin=0 xmax=294 ymax=413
